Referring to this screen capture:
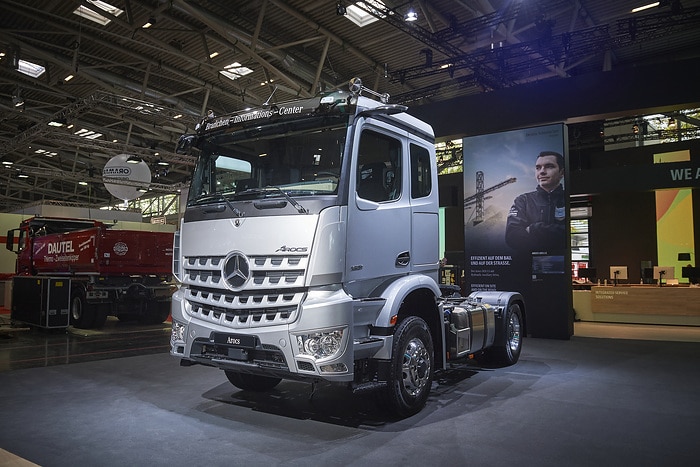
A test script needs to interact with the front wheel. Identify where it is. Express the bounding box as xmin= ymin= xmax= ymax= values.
xmin=138 ymin=301 xmax=171 ymax=325
xmin=224 ymin=371 xmax=281 ymax=392
xmin=385 ymin=316 xmax=434 ymax=418
xmin=483 ymin=303 xmax=523 ymax=367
